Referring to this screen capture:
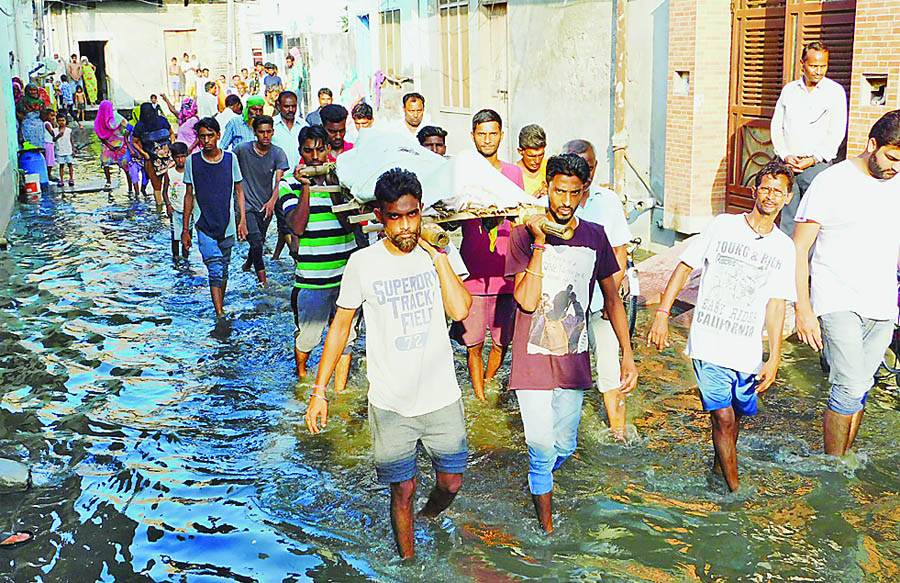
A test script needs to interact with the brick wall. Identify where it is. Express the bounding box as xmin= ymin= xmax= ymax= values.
xmin=847 ymin=0 xmax=900 ymax=154
xmin=663 ymin=0 xmax=731 ymax=234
